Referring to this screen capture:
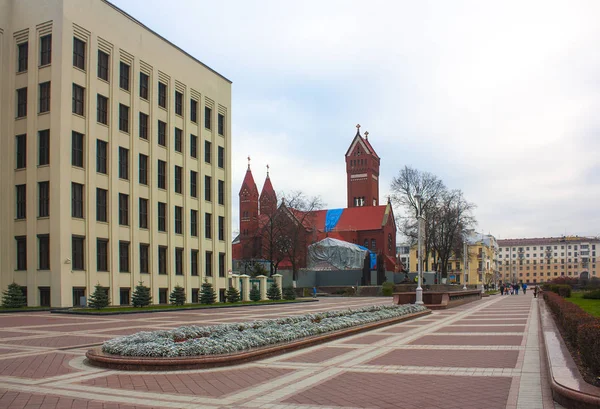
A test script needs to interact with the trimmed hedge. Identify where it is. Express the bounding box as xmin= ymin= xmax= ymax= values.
xmin=544 ymin=291 xmax=600 ymax=378
xmin=543 ymin=284 xmax=572 ymax=298
xmin=582 ymin=289 xmax=600 ymax=300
